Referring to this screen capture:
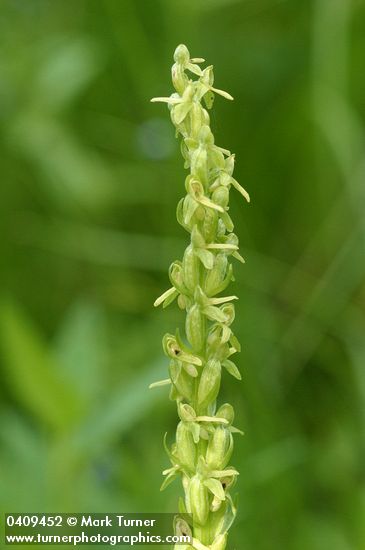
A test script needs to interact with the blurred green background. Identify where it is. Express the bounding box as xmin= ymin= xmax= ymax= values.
xmin=1 ymin=0 xmax=364 ymax=549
